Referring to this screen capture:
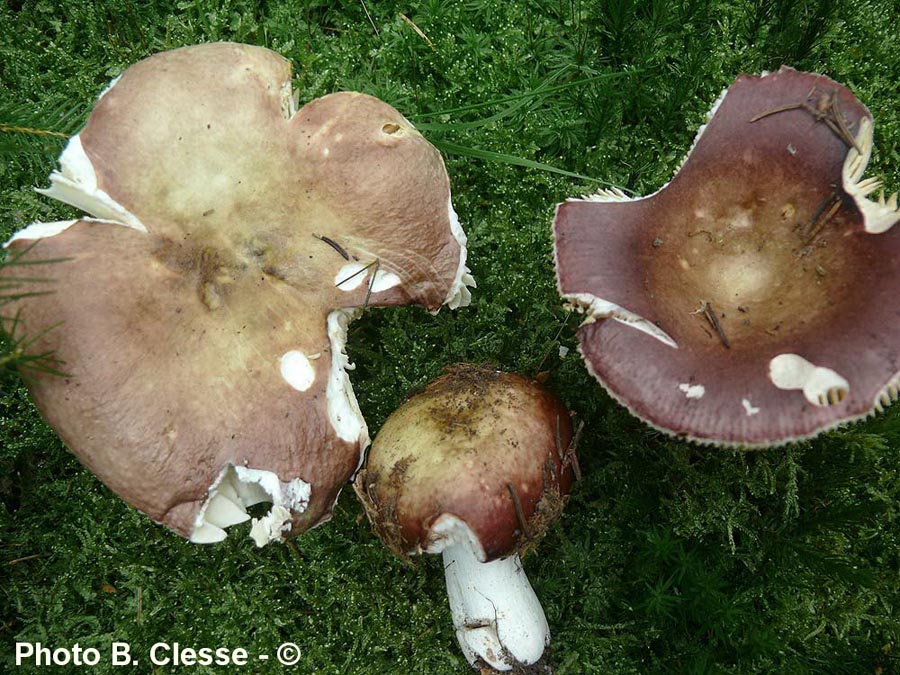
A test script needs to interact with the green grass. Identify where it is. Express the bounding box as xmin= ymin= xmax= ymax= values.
xmin=2 ymin=0 xmax=900 ymax=673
